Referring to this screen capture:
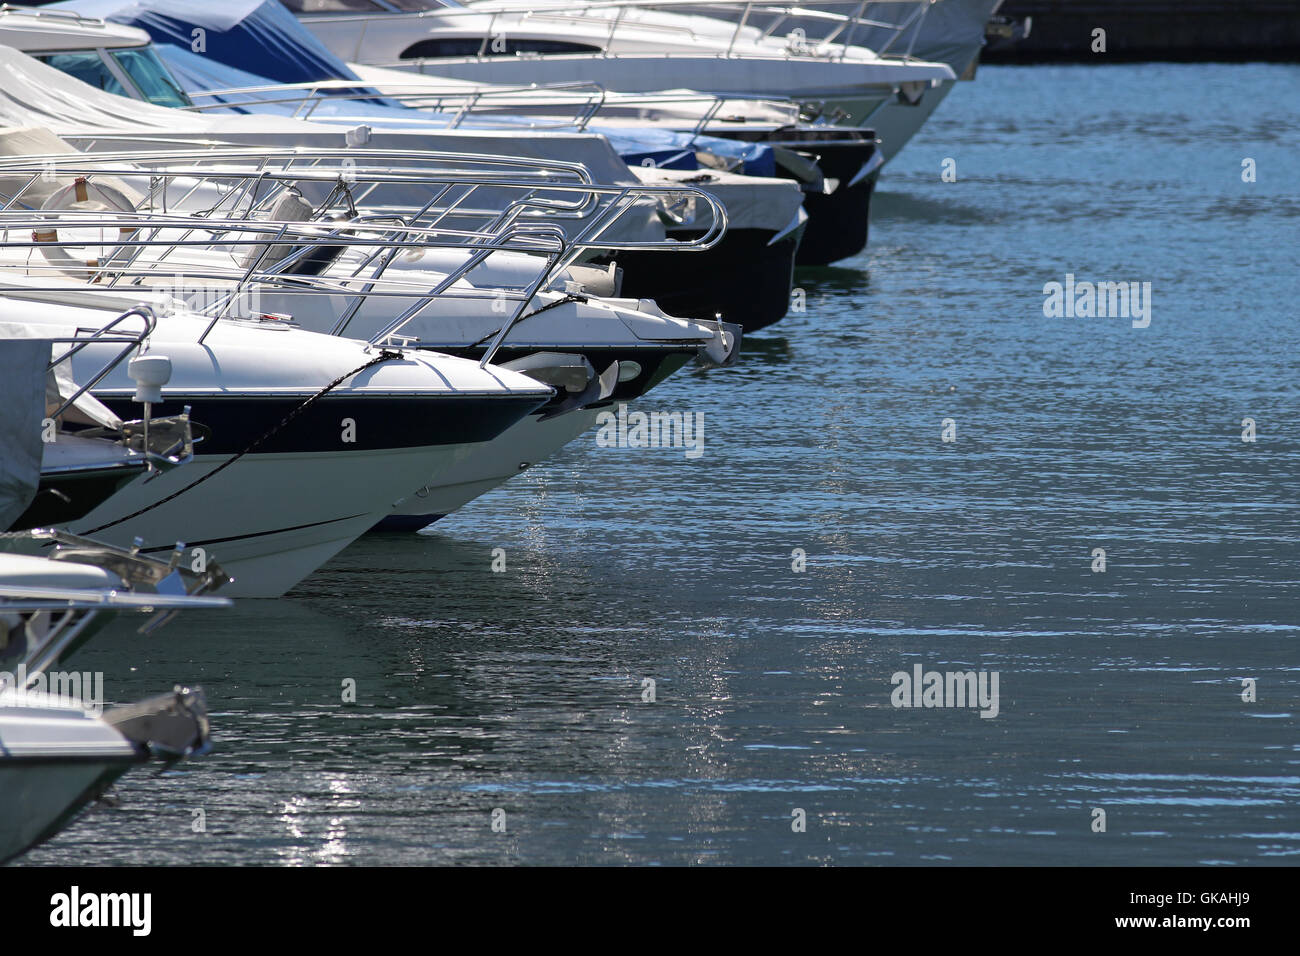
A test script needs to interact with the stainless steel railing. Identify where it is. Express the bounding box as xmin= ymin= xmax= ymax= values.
xmin=321 ymin=0 xmax=936 ymax=64
xmin=179 ymin=77 xmax=802 ymax=142
xmin=0 ymin=146 xmax=728 ymax=364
